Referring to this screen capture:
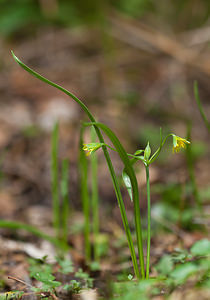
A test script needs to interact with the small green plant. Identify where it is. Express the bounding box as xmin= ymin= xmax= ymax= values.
xmin=51 ymin=122 xmax=60 ymax=238
xmin=29 ymin=258 xmax=61 ymax=293
xmin=51 ymin=122 xmax=70 ymax=244
xmin=56 ymin=256 xmax=74 ymax=274
xmin=0 ymin=123 xmax=69 ymax=251
xmin=27 ymin=257 xmax=93 ymax=297
xmin=90 ymin=127 xmax=100 ymax=262
xmin=12 ymin=52 xmax=190 ymax=280
xmin=79 ymin=126 xmax=100 ymax=263
xmin=60 ymin=158 xmax=70 ymax=244
xmin=75 ymin=268 xmax=93 ymax=288
xmin=111 ymin=239 xmax=210 ymax=299
xmin=63 ymin=280 xmax=82 ymax=294
xmin=79 ymin=126 xmax=91 ymax=262
xmin=155 ymin=238 xmax=210 ymax=285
